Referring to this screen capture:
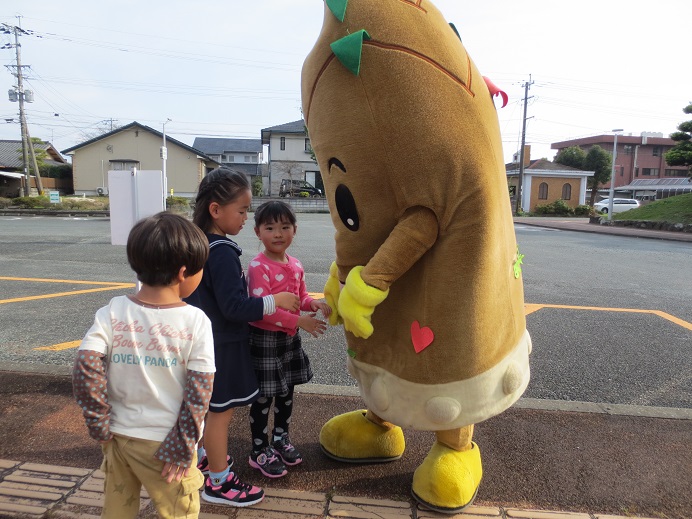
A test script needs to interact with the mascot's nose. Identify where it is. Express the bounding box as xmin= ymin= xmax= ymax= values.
xmin=335 ymin=184 xmax=360 ymax=232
